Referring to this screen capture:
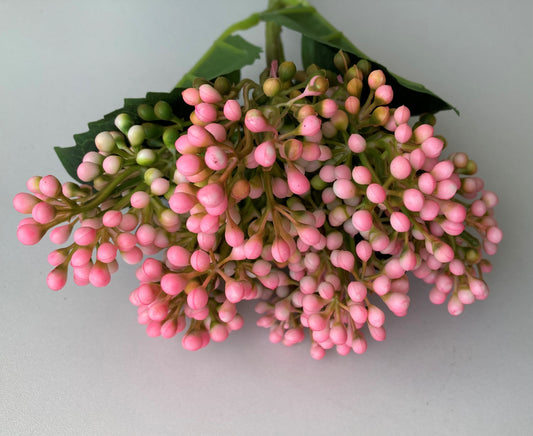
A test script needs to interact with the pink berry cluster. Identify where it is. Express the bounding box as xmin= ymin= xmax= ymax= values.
xmin=14 ymin=52 xmax=502 ymax=359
